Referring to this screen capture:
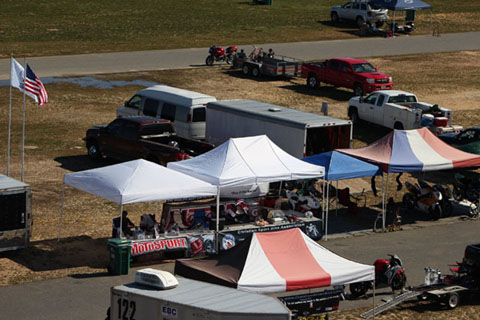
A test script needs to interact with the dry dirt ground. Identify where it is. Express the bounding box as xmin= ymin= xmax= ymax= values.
xmin=0 ymin=51 xmax=479 ymax=318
